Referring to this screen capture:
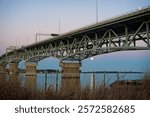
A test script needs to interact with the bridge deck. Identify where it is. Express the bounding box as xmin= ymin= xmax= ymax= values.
xmin=29 ymin=6 xmax=150 ymax=47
